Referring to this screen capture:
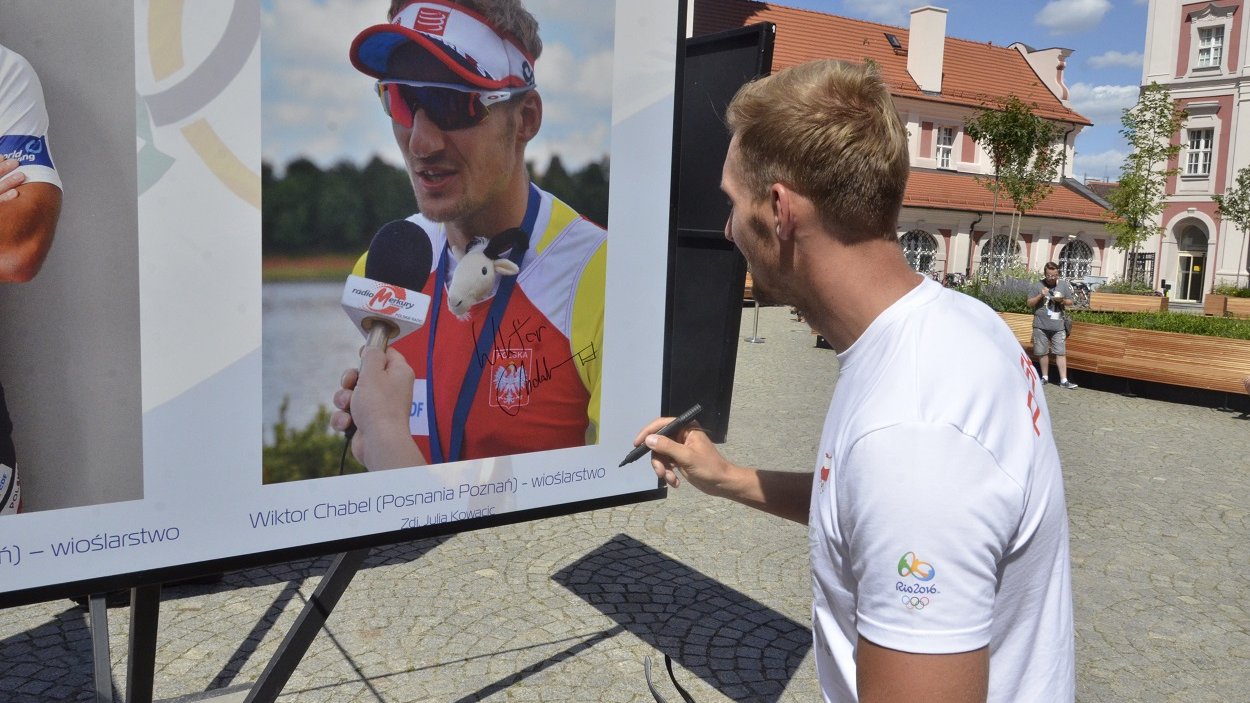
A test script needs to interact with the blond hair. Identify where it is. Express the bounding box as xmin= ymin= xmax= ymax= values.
xmin=388 ymin=0 xmax=542 ymax=59
xmin=726 ymin=60 xmax=909 ymax=242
